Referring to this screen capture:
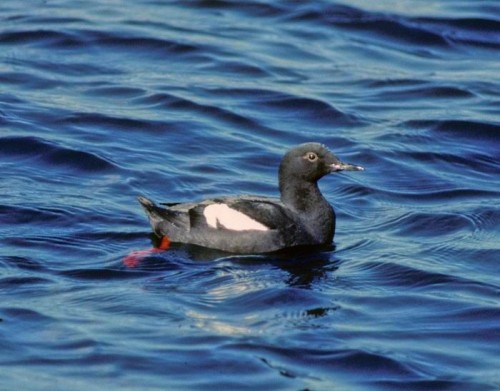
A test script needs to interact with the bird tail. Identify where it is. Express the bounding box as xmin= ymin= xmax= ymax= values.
xmin=138 ymin=196 xmax=189 ymax=236
xmin=138 ymin=196 xmax=157 ymax=213
xmin=137 ymin=196 xmax=169 ymax=227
